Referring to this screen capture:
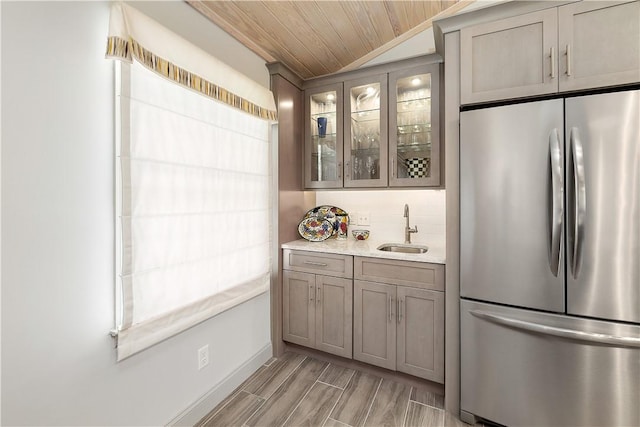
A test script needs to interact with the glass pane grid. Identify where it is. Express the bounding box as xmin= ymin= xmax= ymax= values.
xmin=349 ymin=82 xmax=382 ymax=181
xmin=395 ymin=74 xmax=432 ymax=180
xmin=310 ymin=90 xmax=338 ymax=183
